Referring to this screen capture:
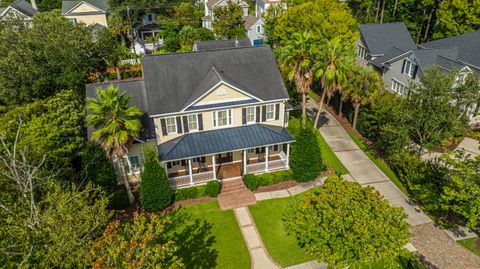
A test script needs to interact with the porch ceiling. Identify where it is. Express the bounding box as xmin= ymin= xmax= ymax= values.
xmin=158 ymin=124 xmax=294 ymax=161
